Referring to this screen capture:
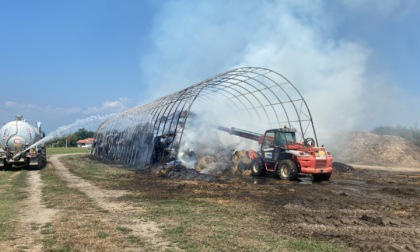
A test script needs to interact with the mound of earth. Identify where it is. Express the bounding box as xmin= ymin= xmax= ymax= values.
xmin=334 ymin=131 xmax=420 ymax=168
